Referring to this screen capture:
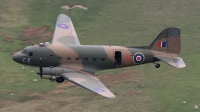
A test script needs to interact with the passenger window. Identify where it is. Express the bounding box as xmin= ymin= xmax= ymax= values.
xmin=84 ymin=58 xmax=88 ymax=61
xmin=67 ymin=57 xmax=71 ymax=60
xmin=101 ymin=58 xmax=105 ymax=61
xmin=93 ymin=58 xmax=97 ymax=61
